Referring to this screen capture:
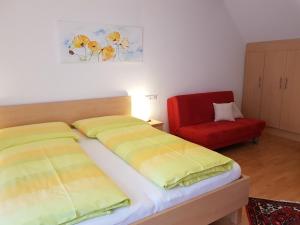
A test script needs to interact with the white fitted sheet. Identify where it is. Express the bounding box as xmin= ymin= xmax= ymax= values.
xmin=76 ymin=131 xmax=241 ymax=225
